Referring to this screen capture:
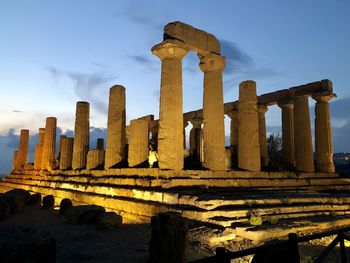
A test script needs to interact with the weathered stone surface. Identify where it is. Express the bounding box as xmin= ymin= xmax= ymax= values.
xmin=42 ymin=195 xmax=55 ymax=209
xmin=59 ymin=198 xmax=73 ymax=216
xmin=238 ymin=81 xmax=261 ymax=171
xmin=59 ymin=137 xmax=74 ymax=170
xmin=313 ymin=93 xmax=335 ymax=173
xmin=41 ymin=117 xmax=57 ymax=171
xmin=34 ymin=128 xmax=45 ymax=170
xmin=14 ymin=129 xmax=29 ymax=171
xmin=105 ymin=85 xmax=126 ymax=169
xmin=128 ymin=119 xmax=149 ymax=167
xmin=294 ymin=96 xmax=314 ymax=172
xmin=152 ymin=42 xmax=187 ymax=169
xmin=0 ymin=226 xmax=56 ymax=263
xmin=65 ymin=205 xmax=105 ymax=224
xmin=0 ymin=197 xmax=10 ymax=220
xmin=28 ymin=193 xmax=42 ymax=205
xmin=86 ymin=149 xmax=105 ymax=170
xmin=97 ymin=212 xmax=123 ymax=229
xmin=199 ymin=53 xmax=227 ymax=170
xmin=5 ymin=189 xmax=30 ymax=203
xmin=149 ymin=212 xmax=187 ymax=263
xmin=72 ymin=101 xmax=90 ymax=170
